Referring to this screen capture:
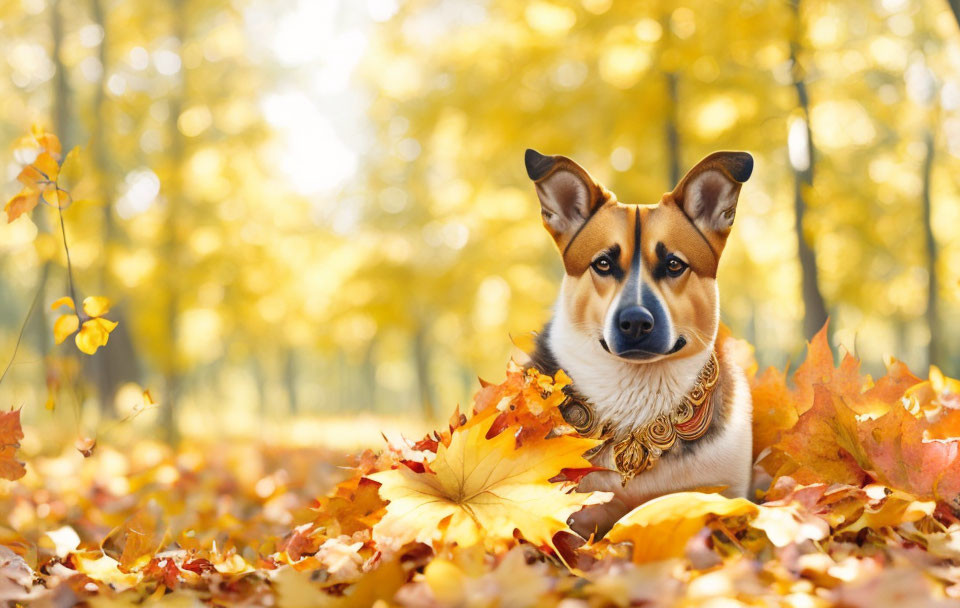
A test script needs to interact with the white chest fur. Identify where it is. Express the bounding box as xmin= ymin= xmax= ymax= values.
xmin=548 ymin=299 xmax=712 ymax=436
